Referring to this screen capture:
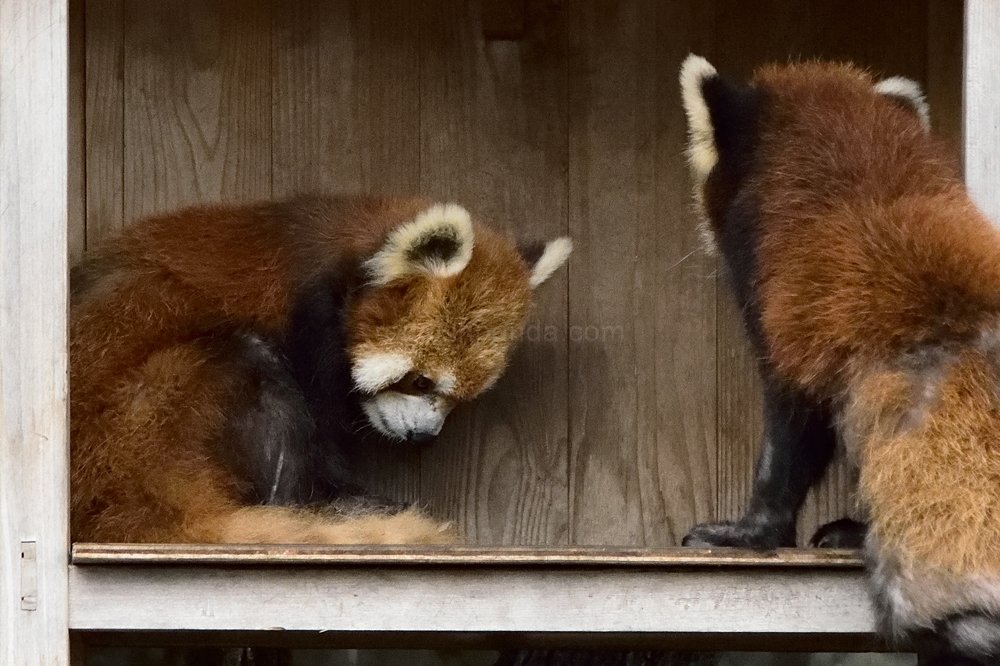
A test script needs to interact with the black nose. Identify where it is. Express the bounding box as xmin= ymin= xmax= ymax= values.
xmin=407 ymin=430 xmax=436 ymax=444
